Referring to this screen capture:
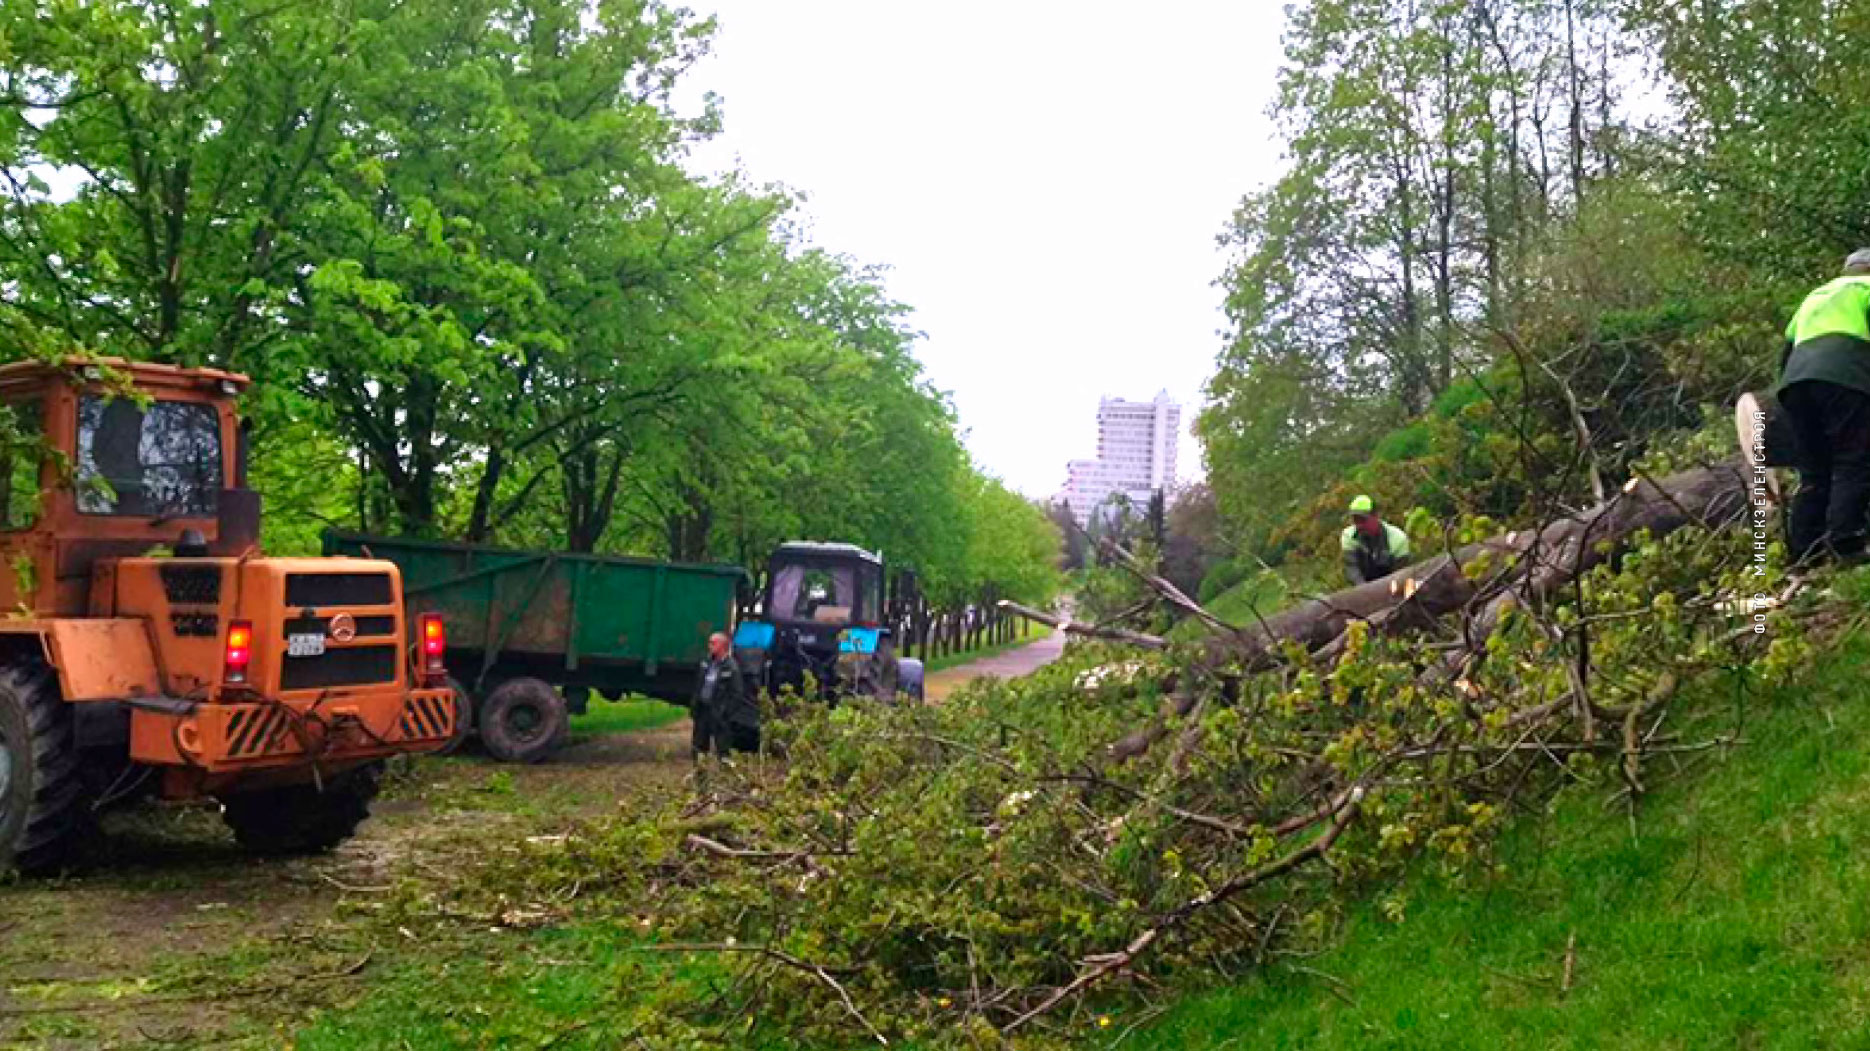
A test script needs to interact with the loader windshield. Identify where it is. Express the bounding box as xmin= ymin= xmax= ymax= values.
xmin=76 ymin=395 xmax=222 ymax=518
